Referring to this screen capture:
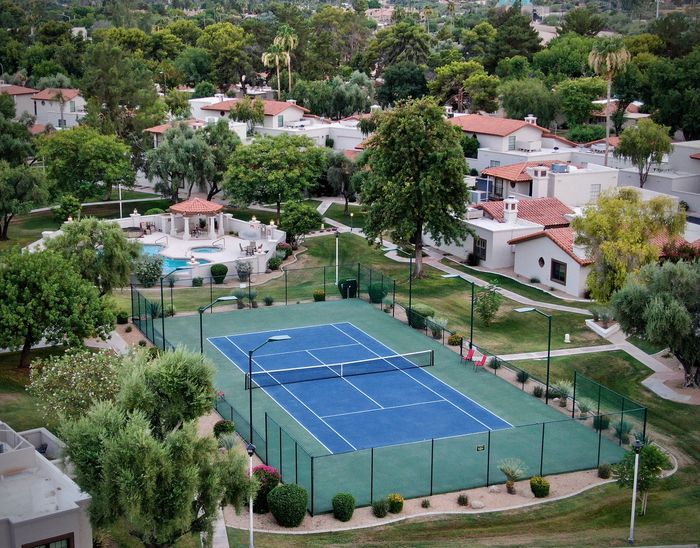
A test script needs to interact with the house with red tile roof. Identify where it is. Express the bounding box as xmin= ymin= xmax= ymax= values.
xmin=591 ymin=99 xmax=650 ymax=128
xmin=0 ymin=83 xmax=38 ymax=120
xmin=142 ymin=119 xmax=248 ymax=148
xmin=30 ymin=88 xmax=86 ymax=128
xmin=478 ymin=159 xmax=618 ymax=207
